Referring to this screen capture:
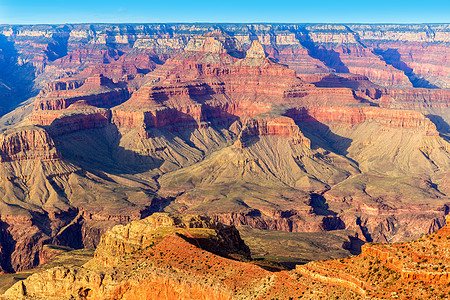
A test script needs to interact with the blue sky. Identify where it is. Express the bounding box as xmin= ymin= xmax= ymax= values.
xmin=0 ymin=0 xmax=449 ymax=24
